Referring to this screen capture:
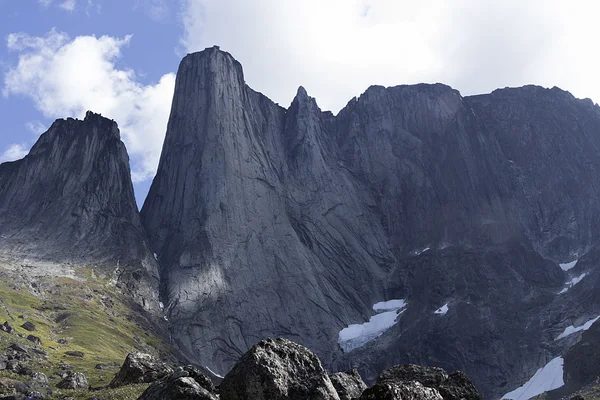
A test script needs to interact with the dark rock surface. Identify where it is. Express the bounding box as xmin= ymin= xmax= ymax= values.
xmin=1 ymin=322 xmax=14 ymax=334
xmin=219 ymin=338 xmax=340 ymax=400
xmin=56 ymin=372 xmax=89 ymax=390
xmin=351 ymin=364 xmax=483 ymax=400
xmin=25 ymin=336 xmax=40 ymax=345
xmin=330 ymin=370 xmax=367 ymax=400
xmin=0 ymin=111 xmax=160 ymax=312
xmin=138 ymin=366 xmax=217 ymax=400
xmin=108 ymin=352 xmax=172 ymax=388
xmin=563 ymin=319 xmax=600 ymax=390
xmin=20 ymin=323 xmax=35 ymax=332
xmin=378 ymin=365 xmax=449 ymax=388
xmin=140 ymin=46 xmax=600 ymax=398
xmin=360 ymin=381 xmax=443 ymax=400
